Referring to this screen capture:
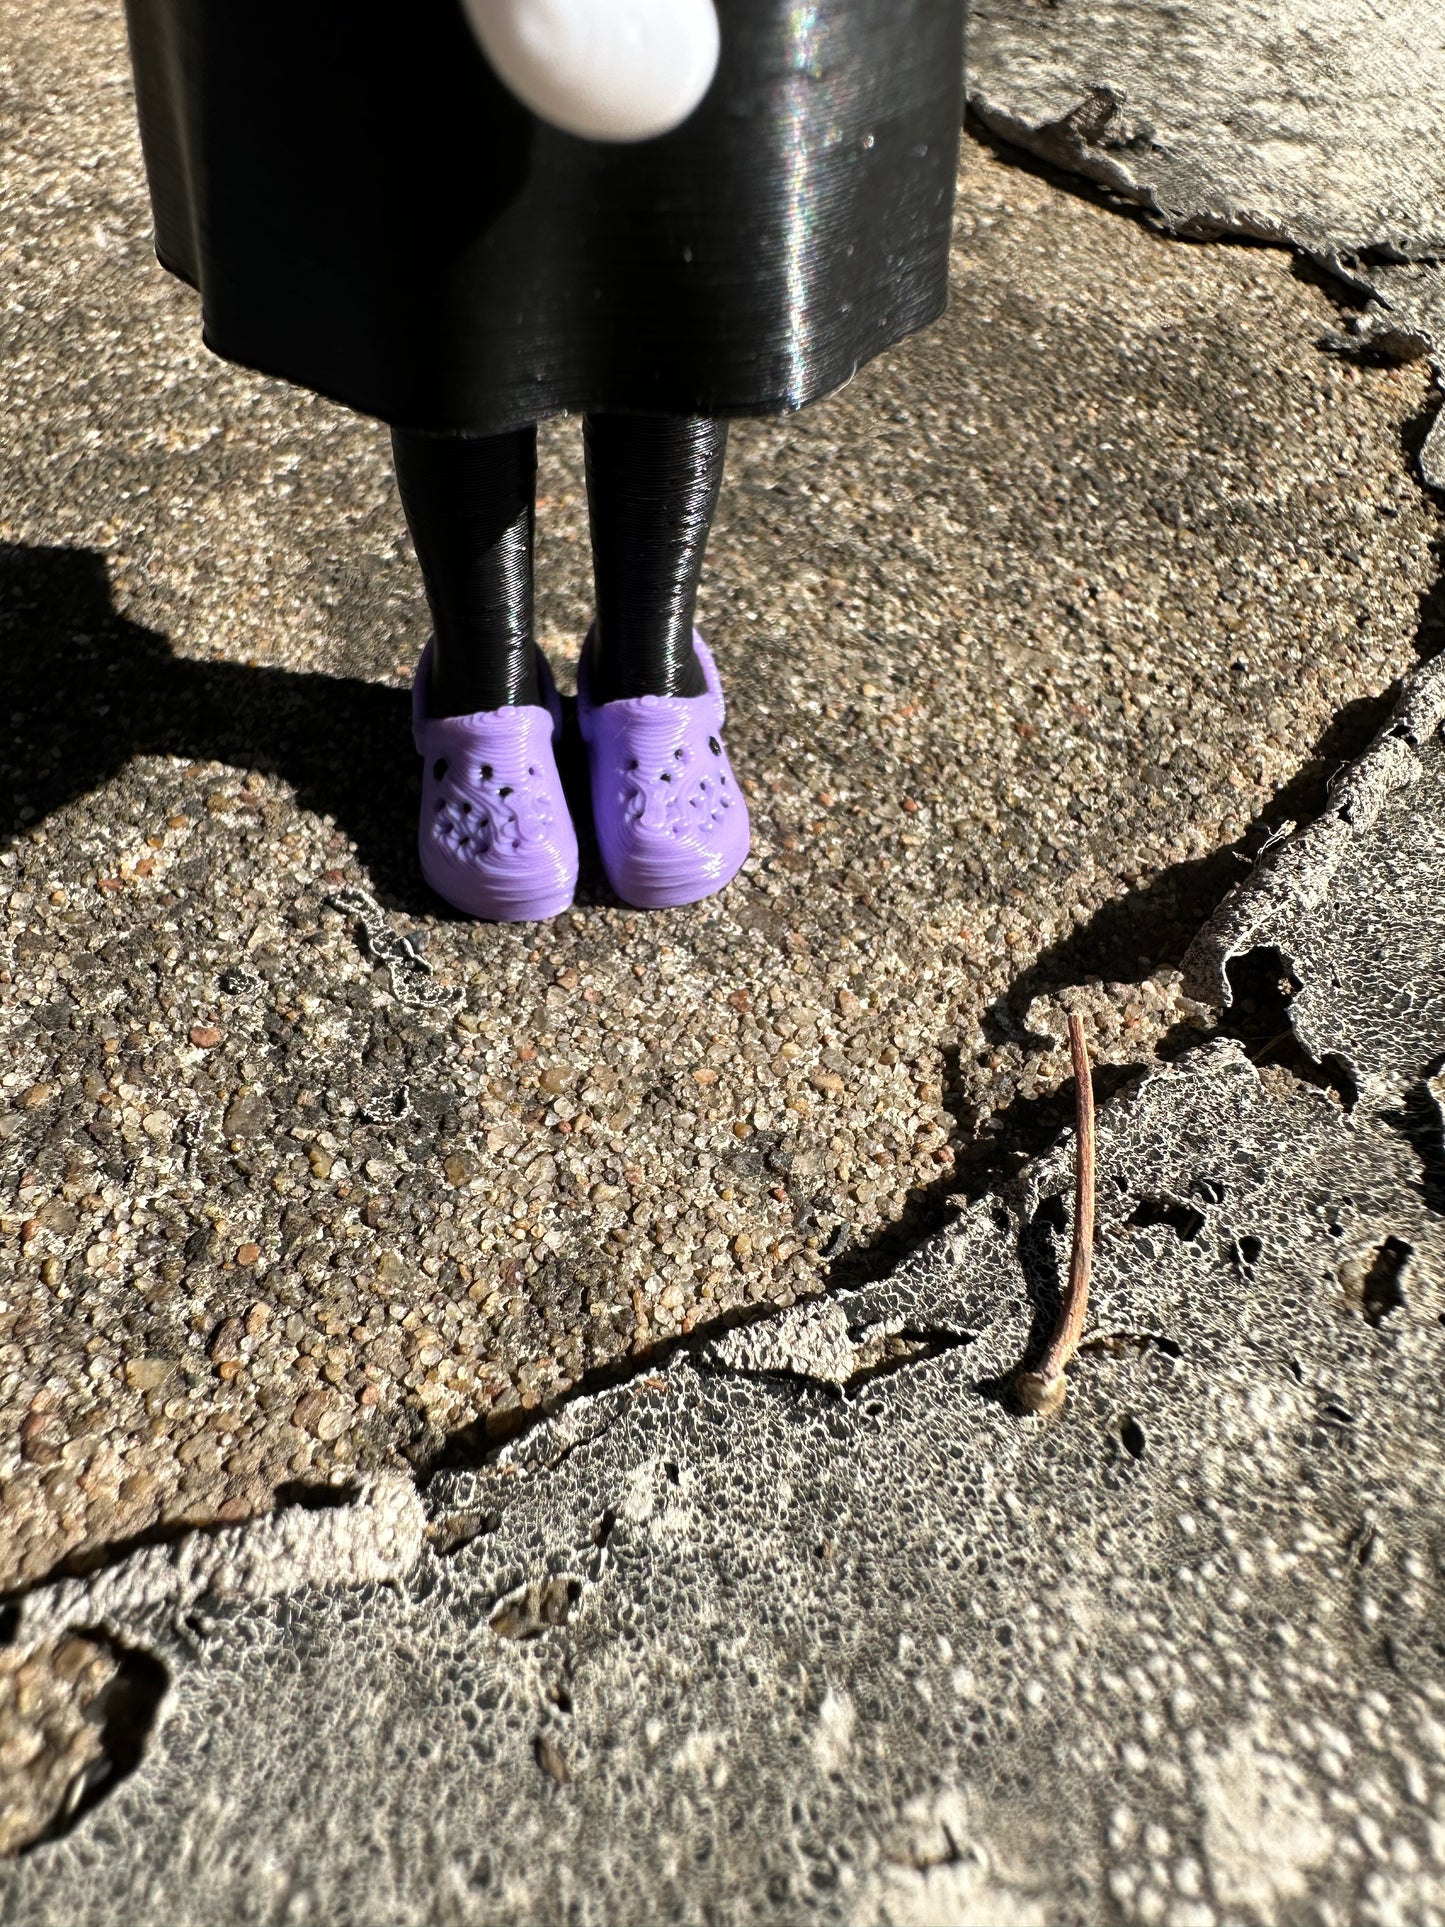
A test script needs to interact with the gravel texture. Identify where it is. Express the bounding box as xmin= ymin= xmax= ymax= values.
xmin=3 ymin=645 xmax=1443 ymax=1914
xmin=0 ymin=1637 xmax=117 ymax=1859
xmin=1 ymin=0 xmax=1441 ymax=1612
